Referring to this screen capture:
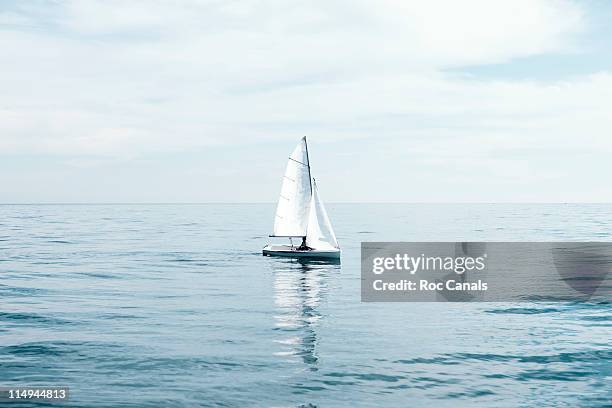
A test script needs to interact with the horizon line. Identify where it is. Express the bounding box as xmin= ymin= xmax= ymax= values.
xmin=1 ymin=202 xmax=611 ymax=205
